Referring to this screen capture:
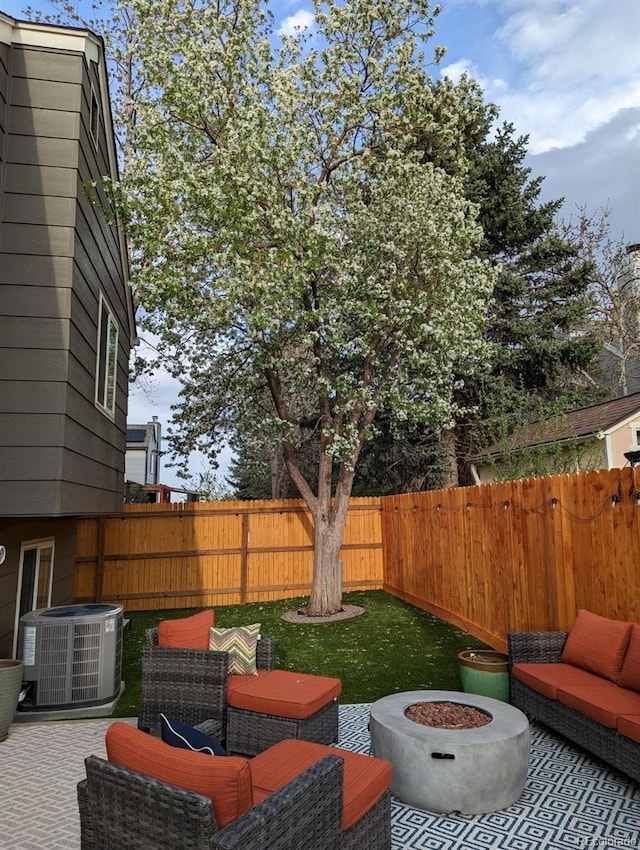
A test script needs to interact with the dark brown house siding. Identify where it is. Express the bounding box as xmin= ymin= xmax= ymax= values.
xmin=0 ymin=21 xmax=135 ymax=518
xmin=0 ymin=517 xmax=76 ymax=657
xmin=0 ymin=14 xmax=135 ymax=659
